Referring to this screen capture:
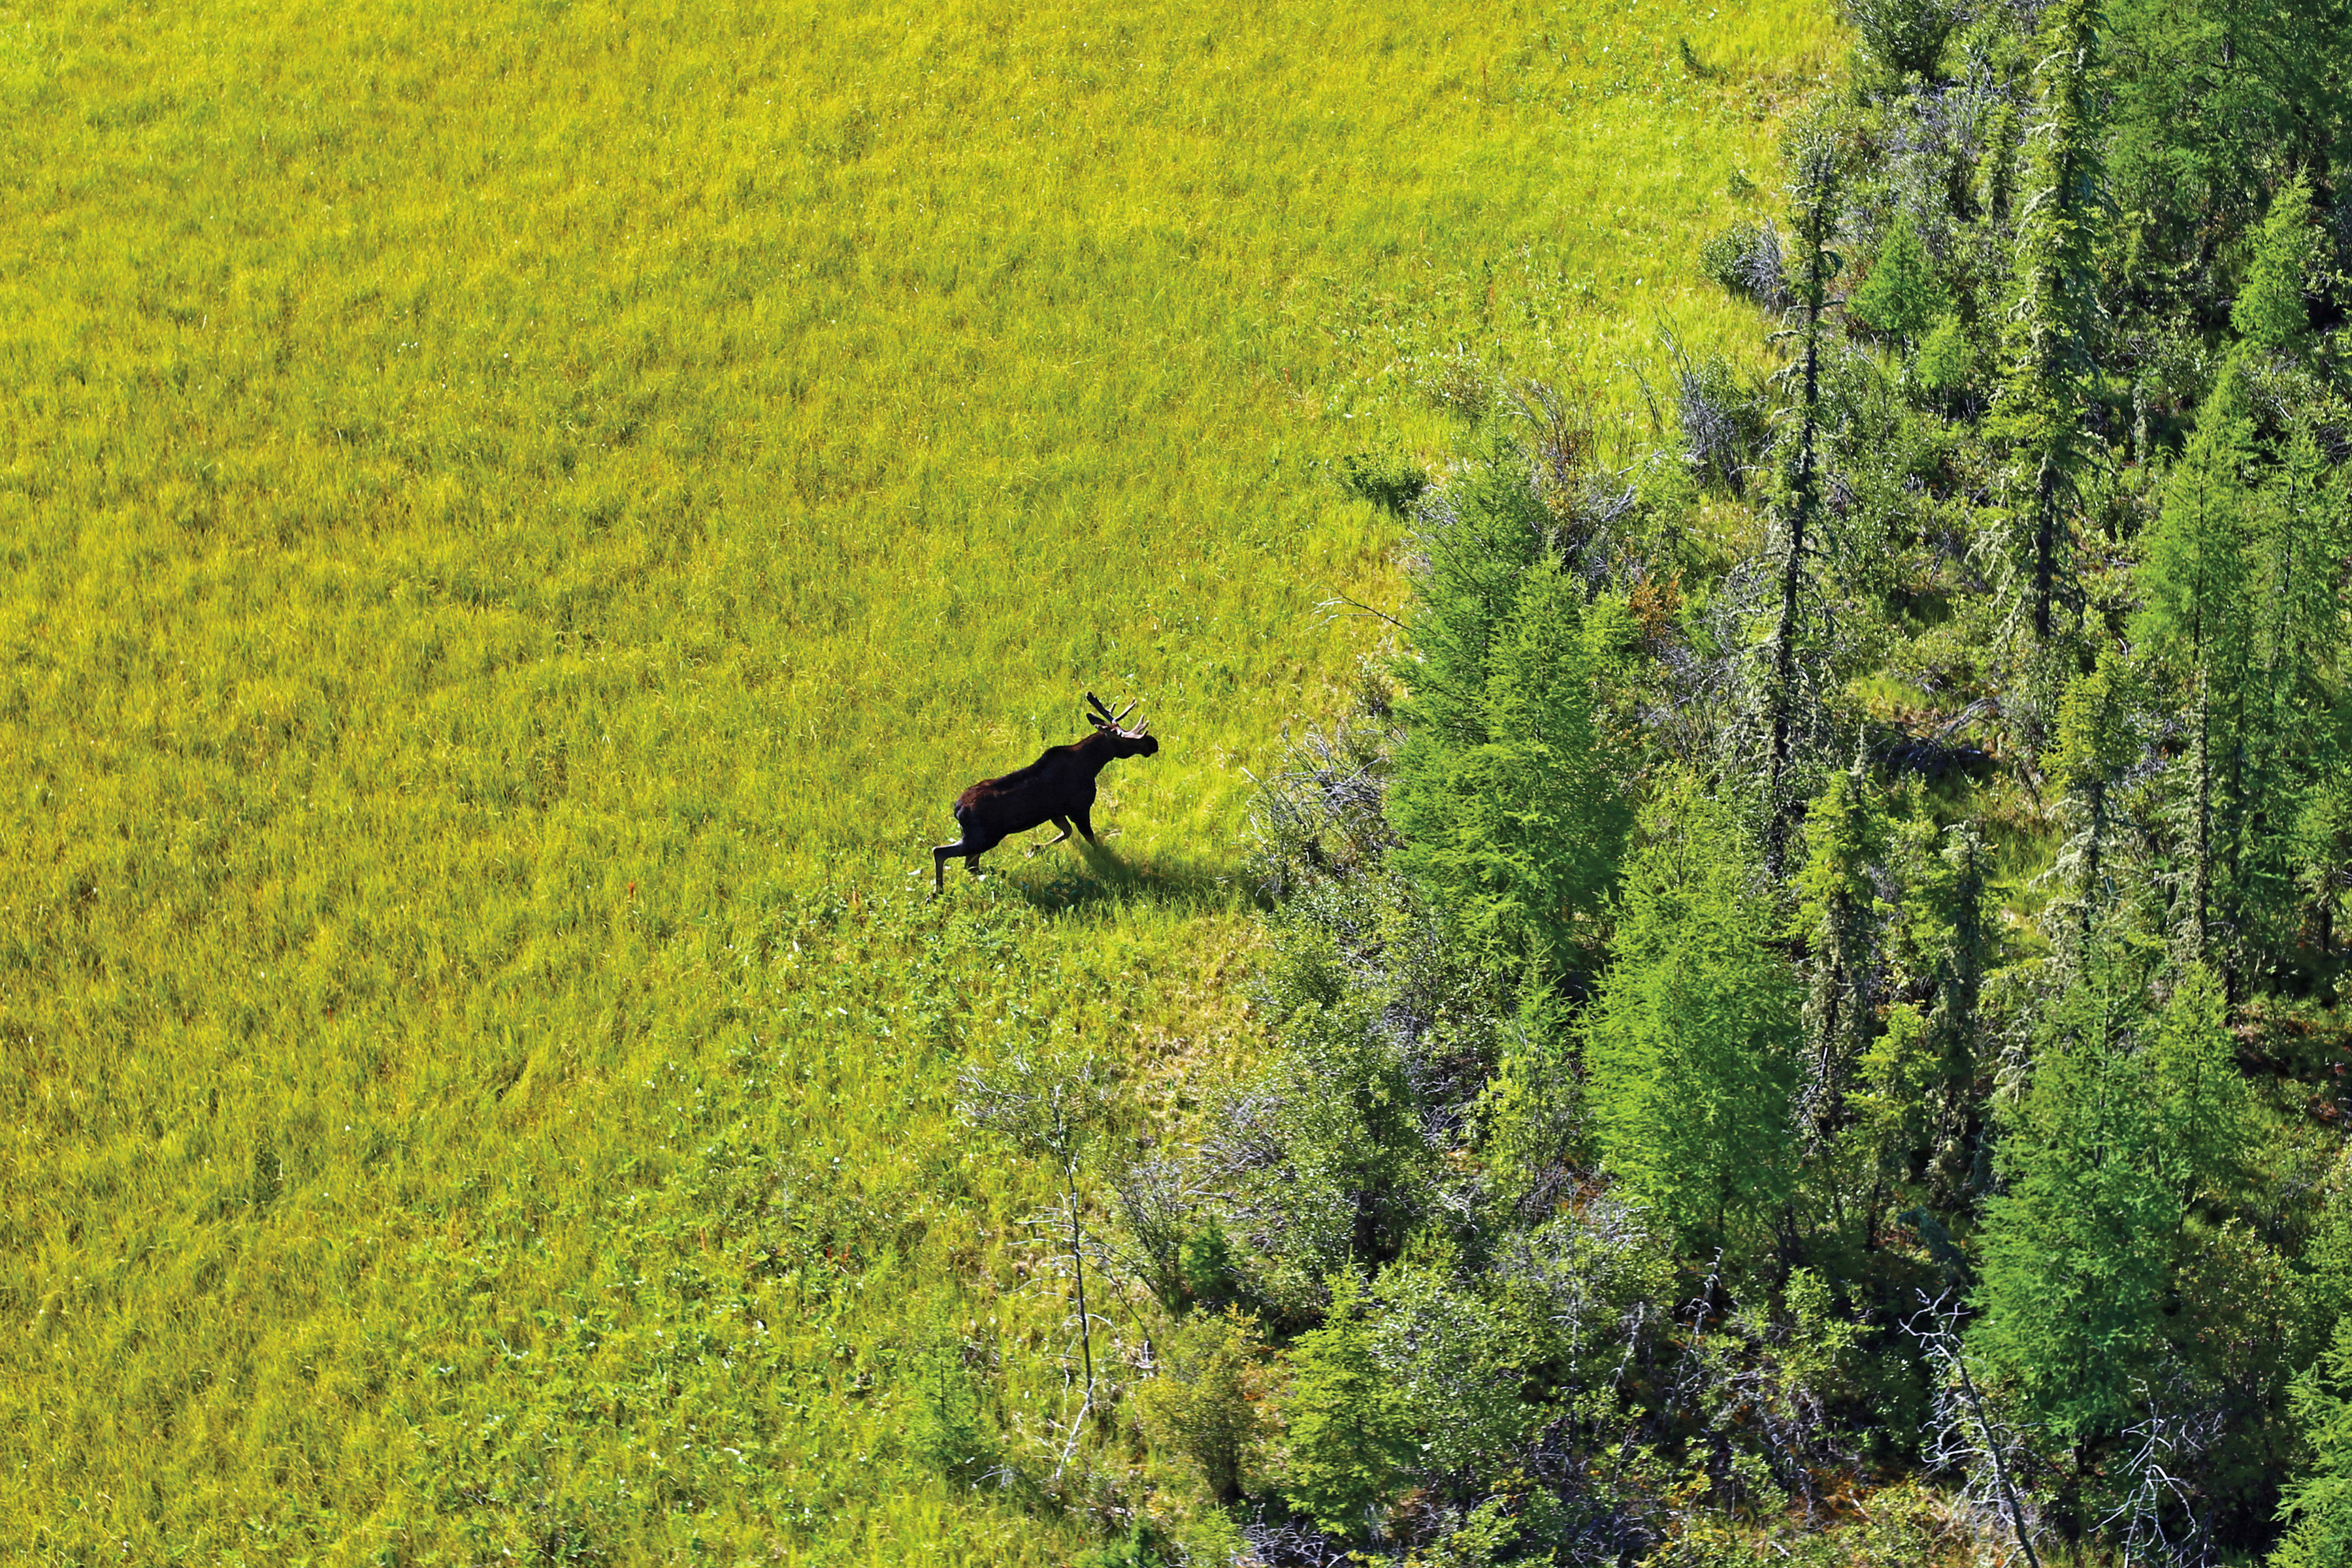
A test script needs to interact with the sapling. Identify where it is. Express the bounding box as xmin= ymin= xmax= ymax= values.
xmin=958 ymin=1049 xmax=1111 ymax=1455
